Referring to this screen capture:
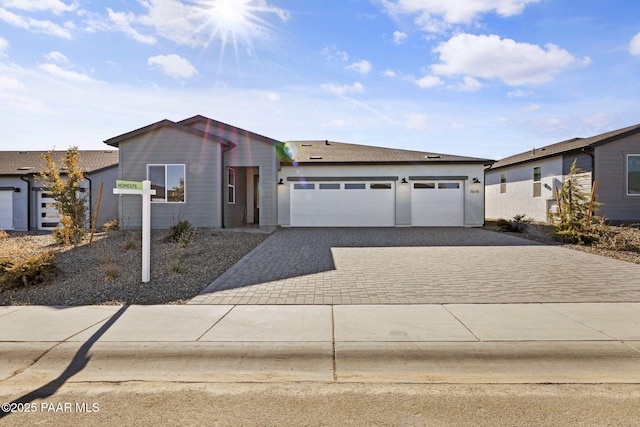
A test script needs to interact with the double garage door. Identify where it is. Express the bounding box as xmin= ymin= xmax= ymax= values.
xmin=290 ymin=180 xmax=464 ymax=227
